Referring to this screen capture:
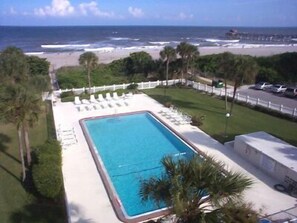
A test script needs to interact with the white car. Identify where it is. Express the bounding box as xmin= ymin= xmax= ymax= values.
xmin=271 ymin=84 xmax=287 ymax=93
xmin=255 ymin=82 xmax=272 ymax=90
